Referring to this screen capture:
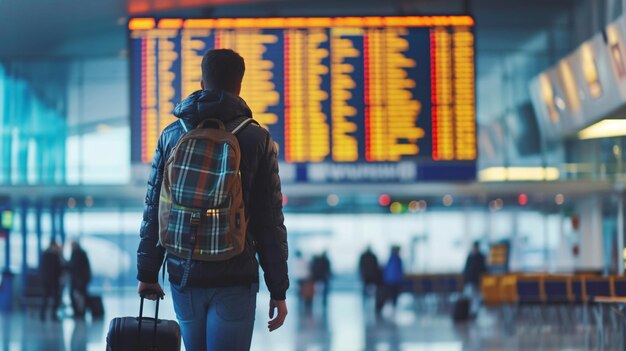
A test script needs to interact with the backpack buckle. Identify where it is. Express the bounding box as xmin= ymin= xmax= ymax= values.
xmin=190 ymin=212 xmax=201 ymax=226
